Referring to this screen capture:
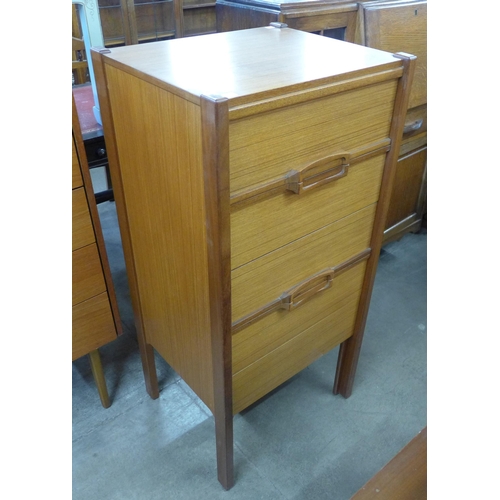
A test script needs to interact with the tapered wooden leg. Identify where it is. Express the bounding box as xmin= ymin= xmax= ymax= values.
xmin=333 ymin=340 xmax=360 ymax=398
xmin=136 ymin=330 xmax=159 ymax=399
xmin=215 ymin=412 xmax=234 ymax=490
xmin=88 ymin=349 xmax=111 ymax=408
